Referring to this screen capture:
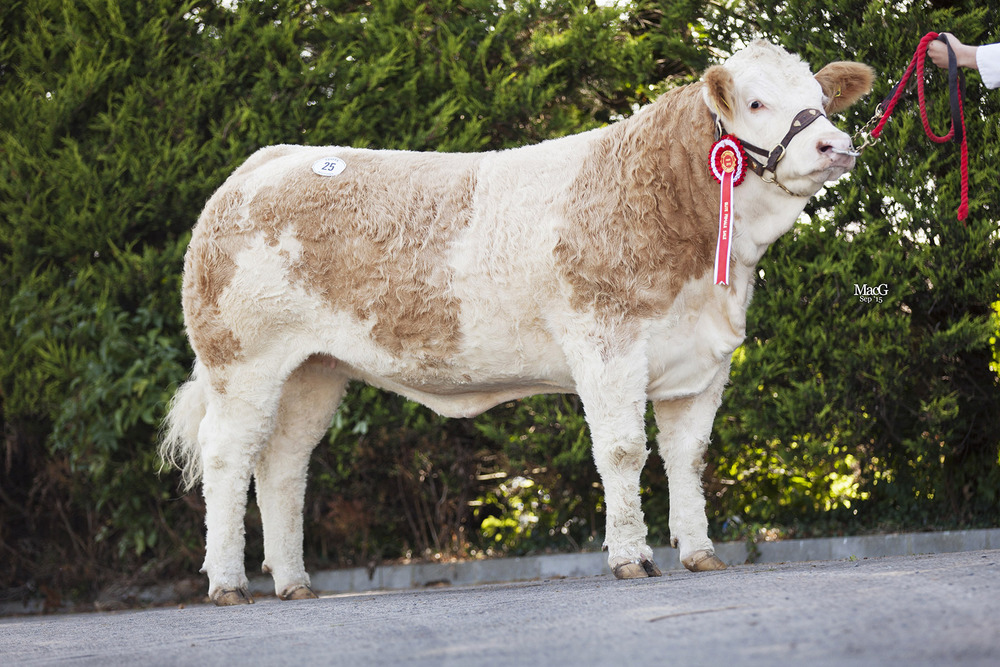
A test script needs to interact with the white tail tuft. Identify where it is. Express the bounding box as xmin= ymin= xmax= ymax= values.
xmin=159 ymin=361 xmax=208 ymax=492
